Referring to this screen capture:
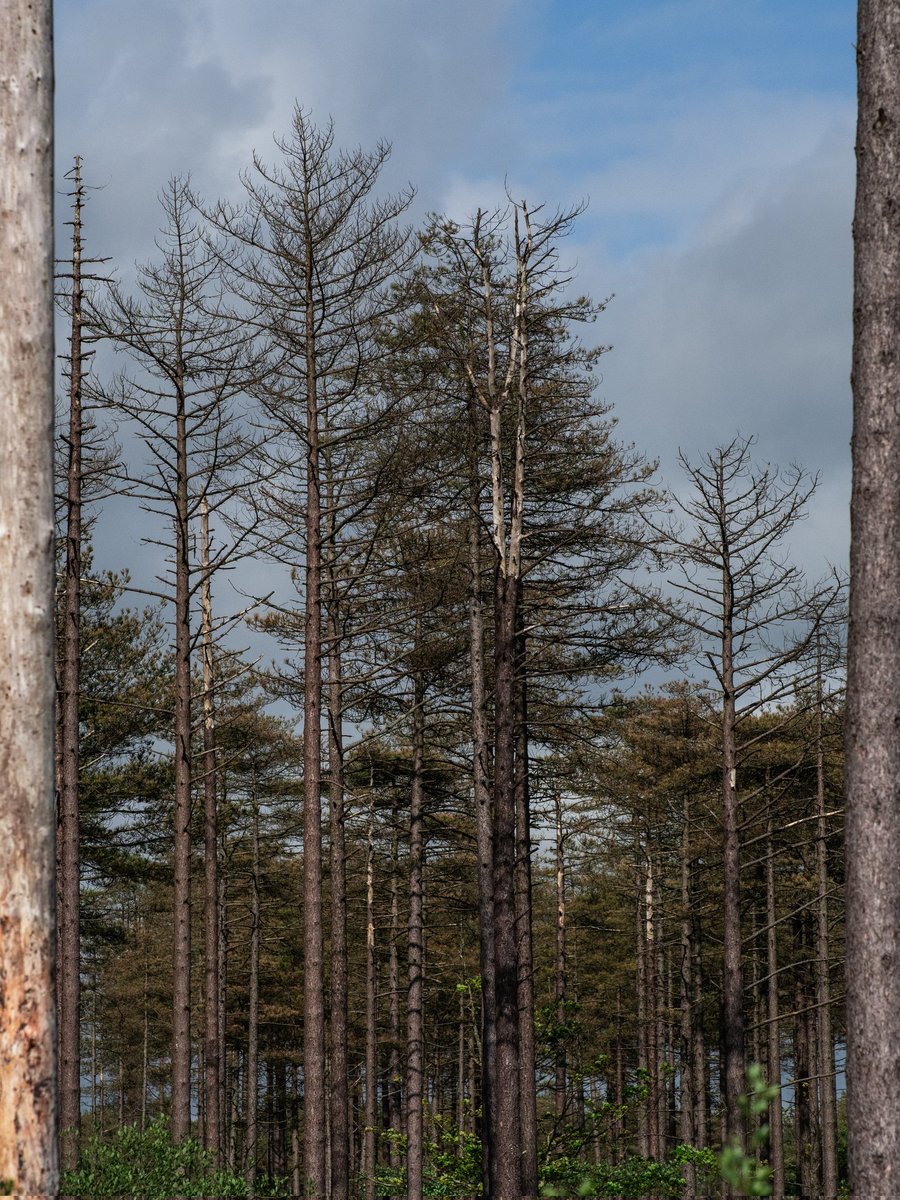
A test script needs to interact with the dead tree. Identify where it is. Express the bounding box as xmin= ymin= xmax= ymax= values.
xmin=91 ymin=179 xmax=258 ymax=1142
xmin=651 ymin=437 xmax=839 ymax=1142
xmin=0 ymin=2 xmax=57 ymax=1192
